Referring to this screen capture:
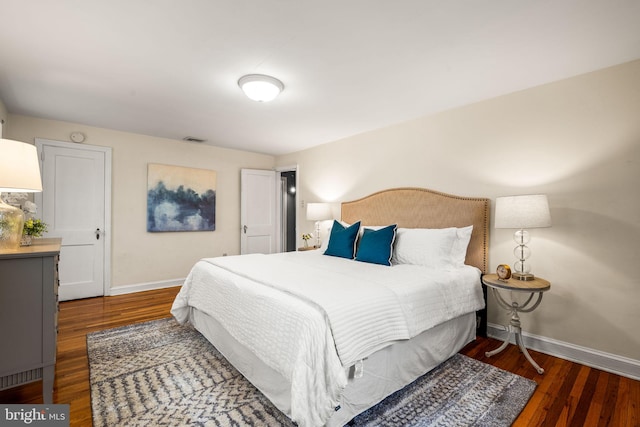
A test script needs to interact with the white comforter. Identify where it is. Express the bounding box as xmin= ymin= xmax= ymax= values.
xmin=171 ymin=251 xmax=484 ymax=427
